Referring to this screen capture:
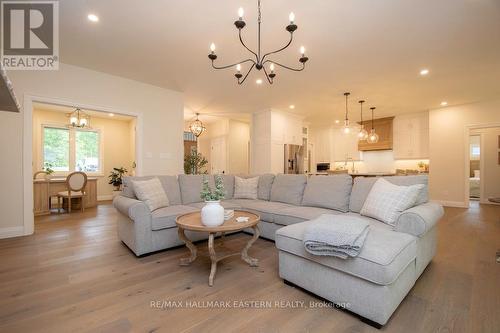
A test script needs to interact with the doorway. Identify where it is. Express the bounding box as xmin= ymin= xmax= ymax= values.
xmin=467 ymin=127 xmax=500 ymax=205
